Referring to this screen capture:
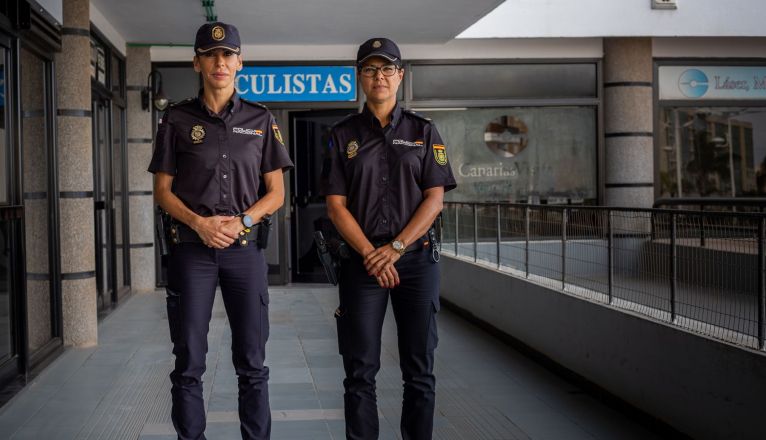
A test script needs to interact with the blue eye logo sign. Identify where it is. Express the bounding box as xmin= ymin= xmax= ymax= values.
xmin=678 ymin=69 xmax=709 ymax=98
